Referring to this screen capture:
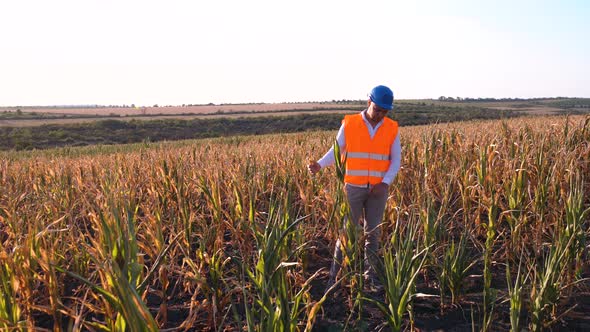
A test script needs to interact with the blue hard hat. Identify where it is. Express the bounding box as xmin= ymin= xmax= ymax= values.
xmin=369 ymin=85 xmax=394 ymax=110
